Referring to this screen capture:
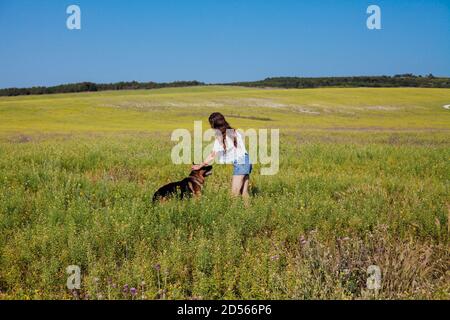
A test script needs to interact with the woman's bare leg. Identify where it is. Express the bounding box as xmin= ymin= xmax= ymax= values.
xmin=231 ymin=175 xmax=245 ymax=197
xmin=241 ymin=175 xmax=250 ymax=198
xmin=241 ymin=175 xmax=250 ymax=206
